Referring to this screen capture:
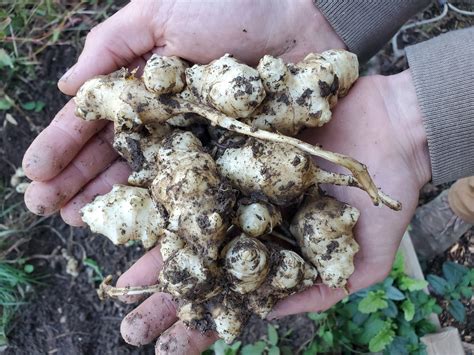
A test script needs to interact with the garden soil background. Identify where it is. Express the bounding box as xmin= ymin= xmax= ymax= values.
xmin=0 ymin=2 xmax=472 ymax=354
